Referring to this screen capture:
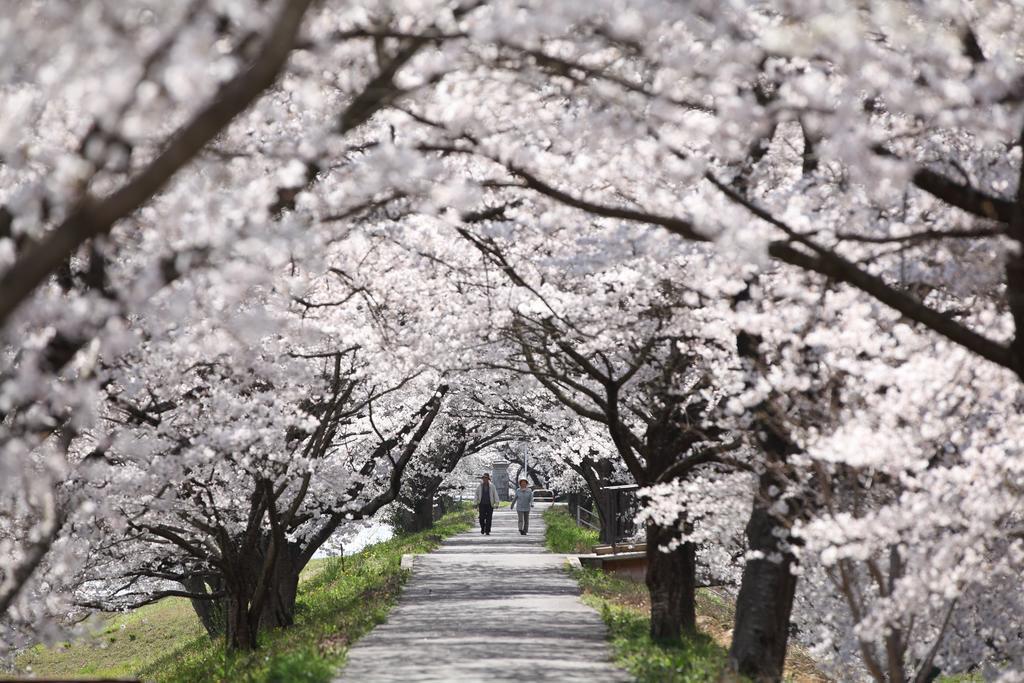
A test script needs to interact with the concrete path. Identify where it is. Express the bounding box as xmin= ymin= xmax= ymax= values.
xmin=334 ymin=504 xmax=631 ymax=682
